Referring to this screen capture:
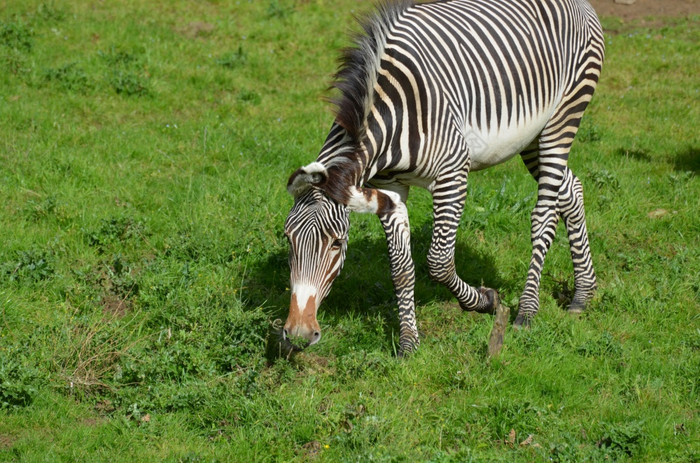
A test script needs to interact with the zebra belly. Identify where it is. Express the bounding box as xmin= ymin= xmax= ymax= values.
xmin=369 ymin=110 xmax=554 ymax=188
xmin=465 ymin=113 xmax=551 ymax=172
